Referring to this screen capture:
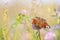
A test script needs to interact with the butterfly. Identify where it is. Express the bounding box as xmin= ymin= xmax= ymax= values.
xmin=32 ymin=17 xmax=50 ymax=30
